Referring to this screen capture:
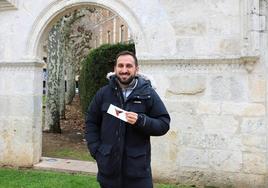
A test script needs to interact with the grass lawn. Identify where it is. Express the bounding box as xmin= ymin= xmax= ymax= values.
xmin=44 ymin=147 xmax=95 ymax=161
xmin=0 ymin=168 xmax=98 ymax=188
xmin=0 ymin=168 xmax=193 ymax=188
